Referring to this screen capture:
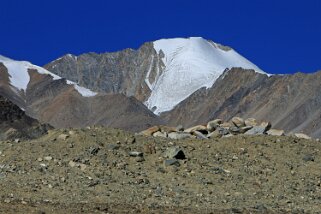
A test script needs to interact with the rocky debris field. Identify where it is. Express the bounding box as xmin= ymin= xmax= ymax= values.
xmin=140 ymin=117 xmax=314 ymax=141
xmin=0 ymin=127 xmax=320 ymax=213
